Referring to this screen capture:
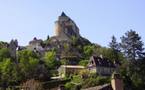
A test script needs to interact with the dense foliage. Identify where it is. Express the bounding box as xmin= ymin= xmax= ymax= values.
xmin=65 ymin=73 xmax=110 ymax=90
xmin=0 ymin=30 xmax=144 ymax=90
